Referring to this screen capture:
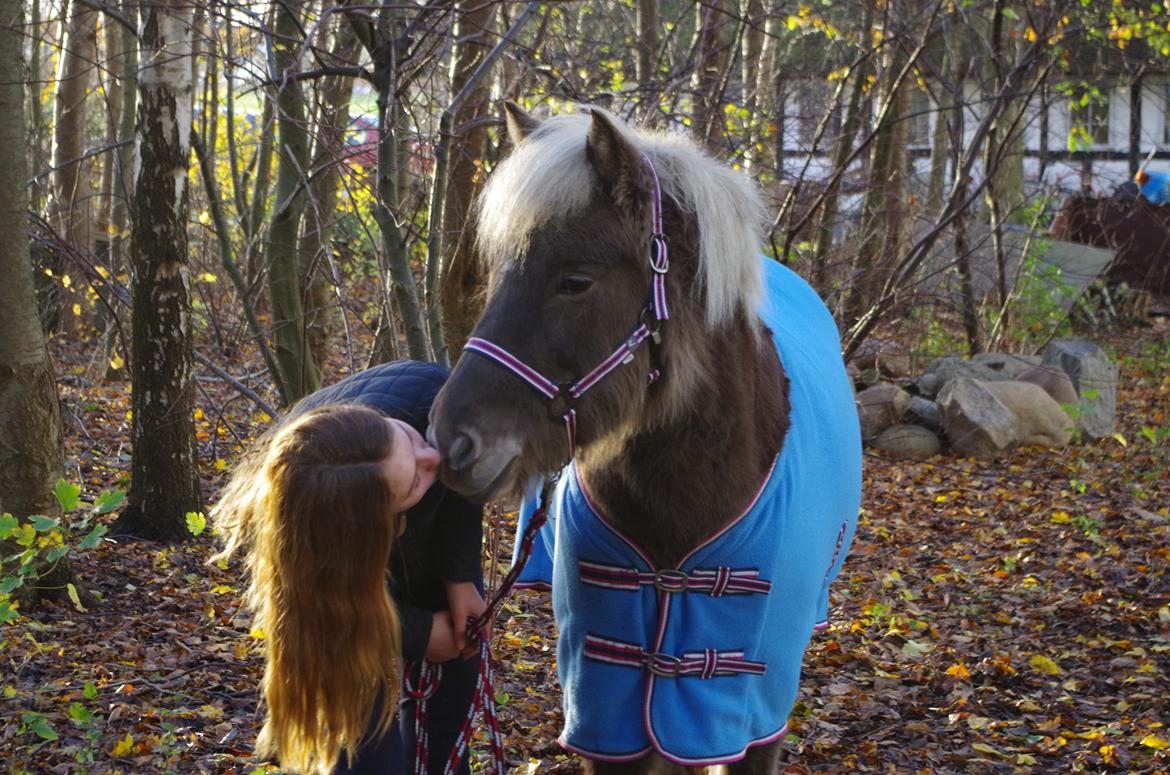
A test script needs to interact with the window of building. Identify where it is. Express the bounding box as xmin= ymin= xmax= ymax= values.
xmin=908 ymin=89 xmax=932 ymax=147
xmin=1070 ymin=92 xmax=1110 ymax=147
